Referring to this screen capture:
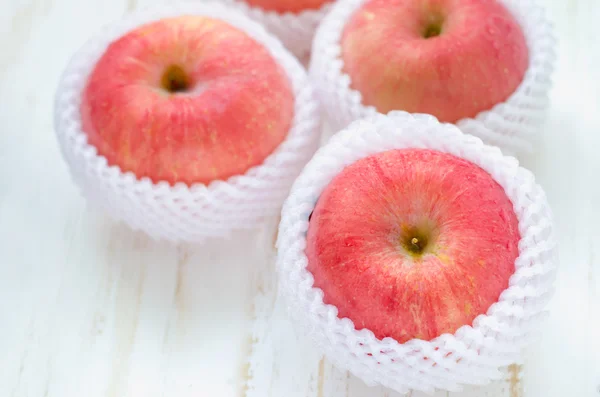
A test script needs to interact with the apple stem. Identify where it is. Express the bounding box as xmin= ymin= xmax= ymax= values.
xmin=161 ymin=64 xmax=190 ymax=93
xmin=411 ymin=237 xmax=422 ymax=251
